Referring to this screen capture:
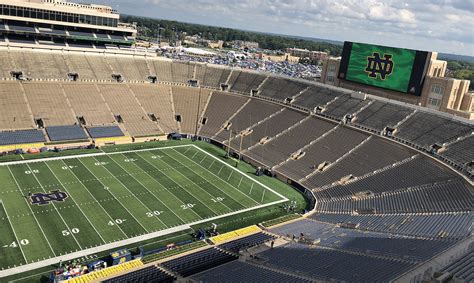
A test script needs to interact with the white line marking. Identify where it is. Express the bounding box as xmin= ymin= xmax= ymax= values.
xmin=0 ymin=199 xmax=28 ymax=264
xmin=44 ymin=162 xmax=106 ymax=245
xmin=6 ymin=166 xmax=56 ymax=257
xmin=0 ymin=145 xmax=192 ymax=167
